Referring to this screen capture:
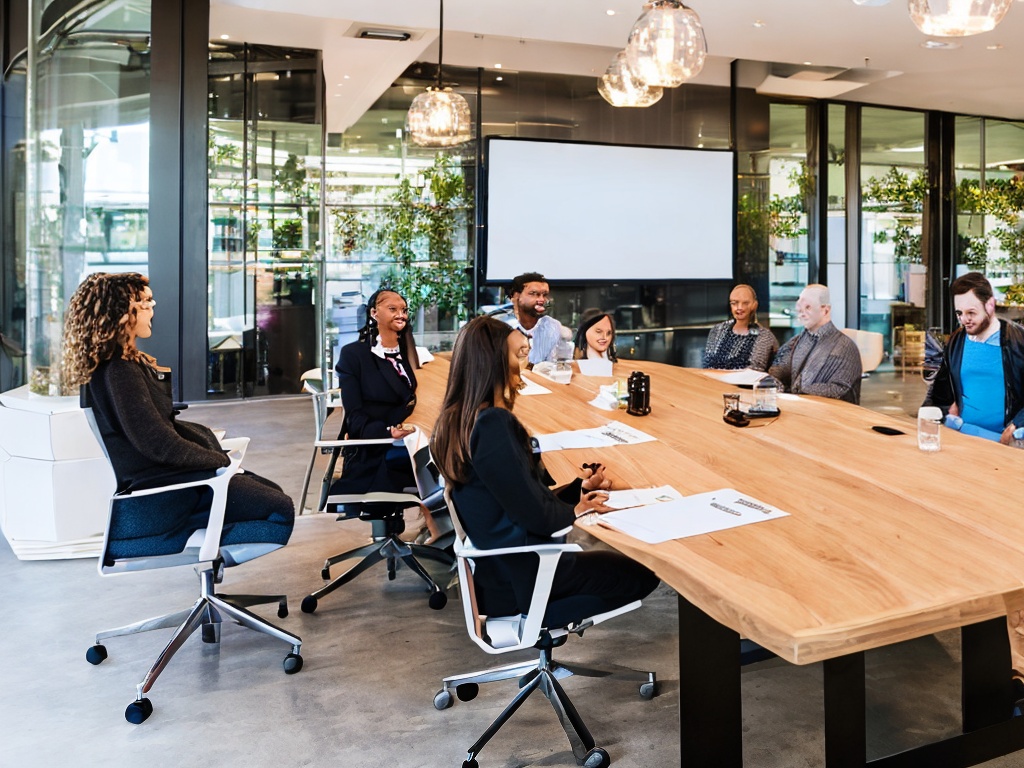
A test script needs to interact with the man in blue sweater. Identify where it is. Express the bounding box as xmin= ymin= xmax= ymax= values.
xmin=924 ymin=271 xmax=1024 ymax=444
